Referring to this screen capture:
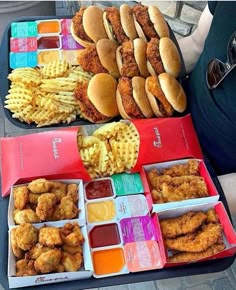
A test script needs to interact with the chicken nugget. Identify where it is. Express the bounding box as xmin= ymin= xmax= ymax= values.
xmin=36 ymin=193 xmax=57 ymax=221
xmin=60 ymin=223 xmax=84 ymax=247
xmin=10 ymin=228 xmax=24 ymax=259
xmin=66 ymin=184 xmax=79 ymax=203
xmin=13 ymin=209 xmax=40 ymax=225
xmin=61 ymin=252 xmax=83 ymax=272
xmin=49 ymin=181 xmax=67 ymax=202
xmin=29 ymin=193 xmax=41 ymax=205
xmin=28 ymin=178 xmax=52 ymax=194
xmin=34 ymin=248 xmax=62 ymax=273
xmin=57 ymin=264 xmax=65 ymax=273
xmin=26 ymin=243 xmax=52 ymax=260
xmin=13 ymin=186 xmax=29 ymax=210
xmin=62 ymin=244 xmax=83 ymax=255
xmin=59 ymin=196 xmax=78 ymax=220
xmin=16 ymin=259 xmax=37 ymax=276
xmin=50 ymin=204 xmax=64 ymax=221
xmin=15 ymin=223 xmax=38 ymax=251
xmin=39 ymin=226 xmax=62 ymax=247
